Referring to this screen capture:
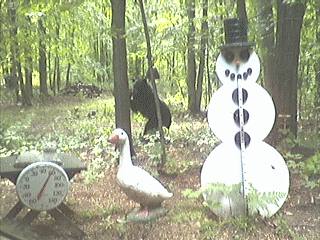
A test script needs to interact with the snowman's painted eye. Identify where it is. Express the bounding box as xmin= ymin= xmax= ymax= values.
xmin=240 ymin=49 xmax=250 ymax=62
xmin=224 ymin=51 xmax=234 ymax=63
